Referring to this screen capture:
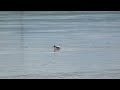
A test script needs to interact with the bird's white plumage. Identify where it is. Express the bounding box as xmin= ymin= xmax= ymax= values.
xmin=53 ymin=45 xmax=61 ymax=49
